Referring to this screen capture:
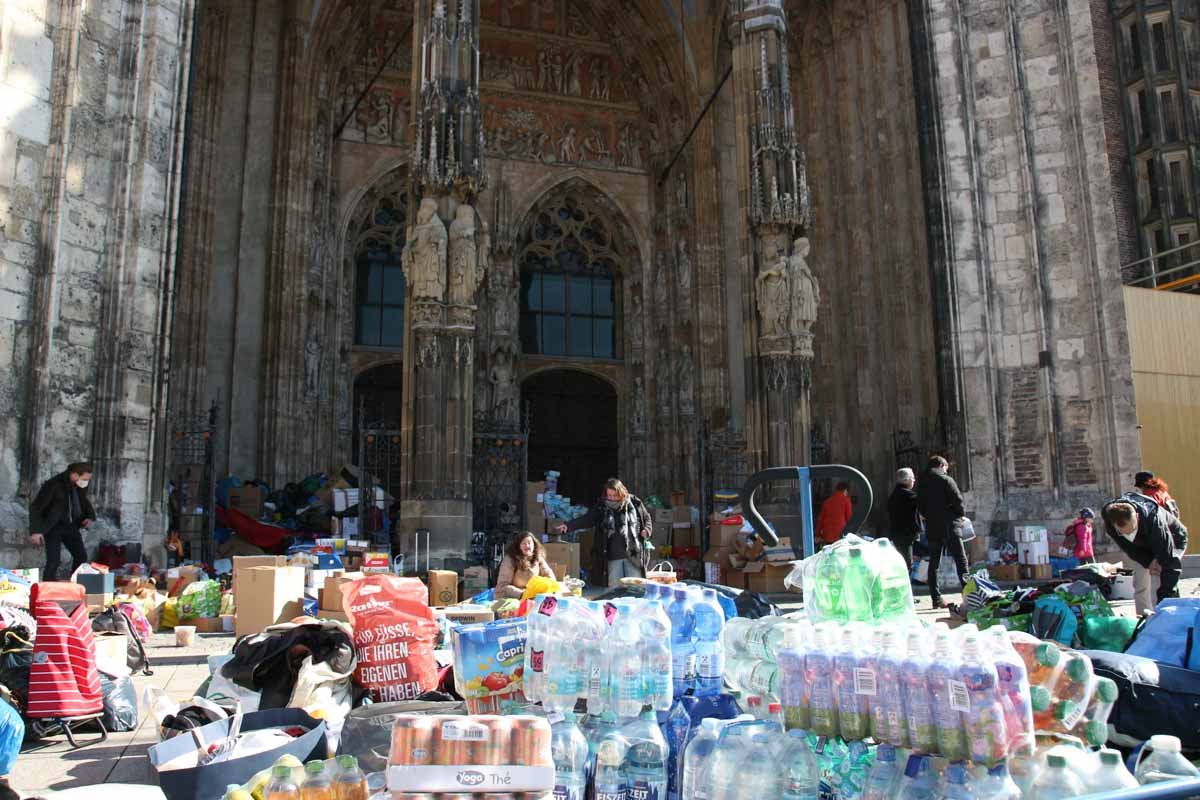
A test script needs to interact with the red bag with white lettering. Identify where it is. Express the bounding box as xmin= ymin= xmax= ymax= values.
xmin=342 ymin=574 xmax=439 ymax=702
